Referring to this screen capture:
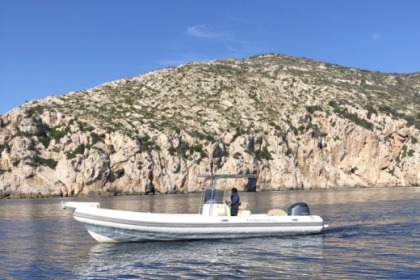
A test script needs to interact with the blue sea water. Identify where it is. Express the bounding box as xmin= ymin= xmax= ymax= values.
xmin=0 ymin=187 xmax=419 ymax=279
